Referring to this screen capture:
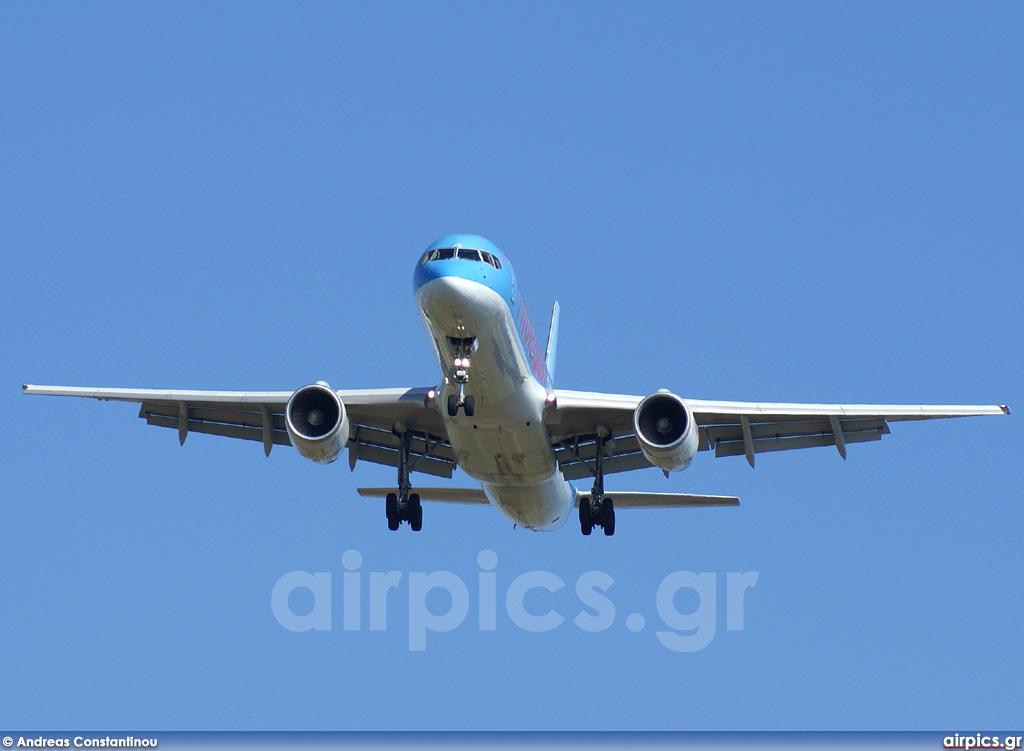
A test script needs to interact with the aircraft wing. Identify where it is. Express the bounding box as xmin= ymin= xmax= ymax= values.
xmin=22 ymin=384 xmax=457 ymax=479
xmin=546 ymin=389 xmax=1010 ymax=475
